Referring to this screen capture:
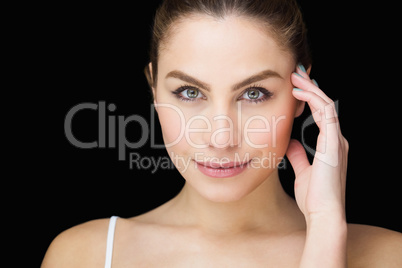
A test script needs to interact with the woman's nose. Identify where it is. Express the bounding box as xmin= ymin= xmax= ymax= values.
xmin=201 ymin=103 xmax=241 ymax=149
